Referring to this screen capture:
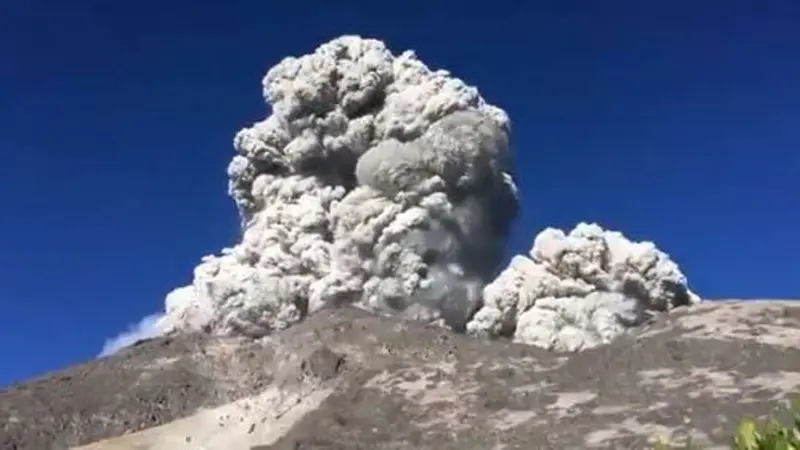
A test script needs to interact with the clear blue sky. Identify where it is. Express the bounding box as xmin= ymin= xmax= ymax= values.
xmin=1 ymin=0 xmax=798 ymax=387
